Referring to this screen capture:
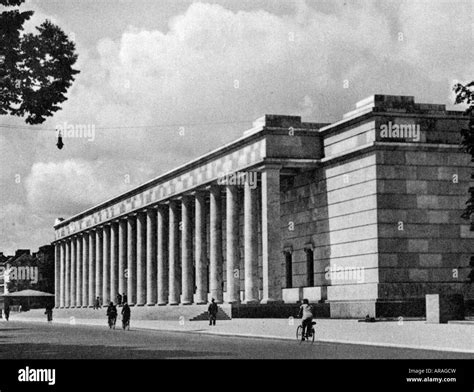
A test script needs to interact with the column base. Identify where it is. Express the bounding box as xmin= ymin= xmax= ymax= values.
xmin=195 ymin=300 xmax=207 ymax=305
xmin=157 ymin=302 xmax=168 ymax=306
xmin=181 ymin=301 xmax=193 ymax=305
xmin=260 ymin=298 xmax=284 ymax=304
xmin=242 ymin=299 xmax=259 ymax=304
xmin=146 ymin=303 xmax=156 ymax=306
xmin=168 ymin=302 xmax=179 ymax=306
xmin=136 ymin=303 xmax=145 ymax=307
